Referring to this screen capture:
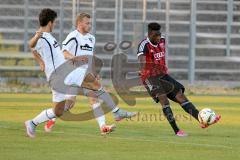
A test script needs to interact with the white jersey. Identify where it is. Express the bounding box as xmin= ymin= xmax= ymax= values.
xmin=62 ymin=30 xmax=95 ymax=69
xmin=35 ymin=32 xmax=66 ymax=80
